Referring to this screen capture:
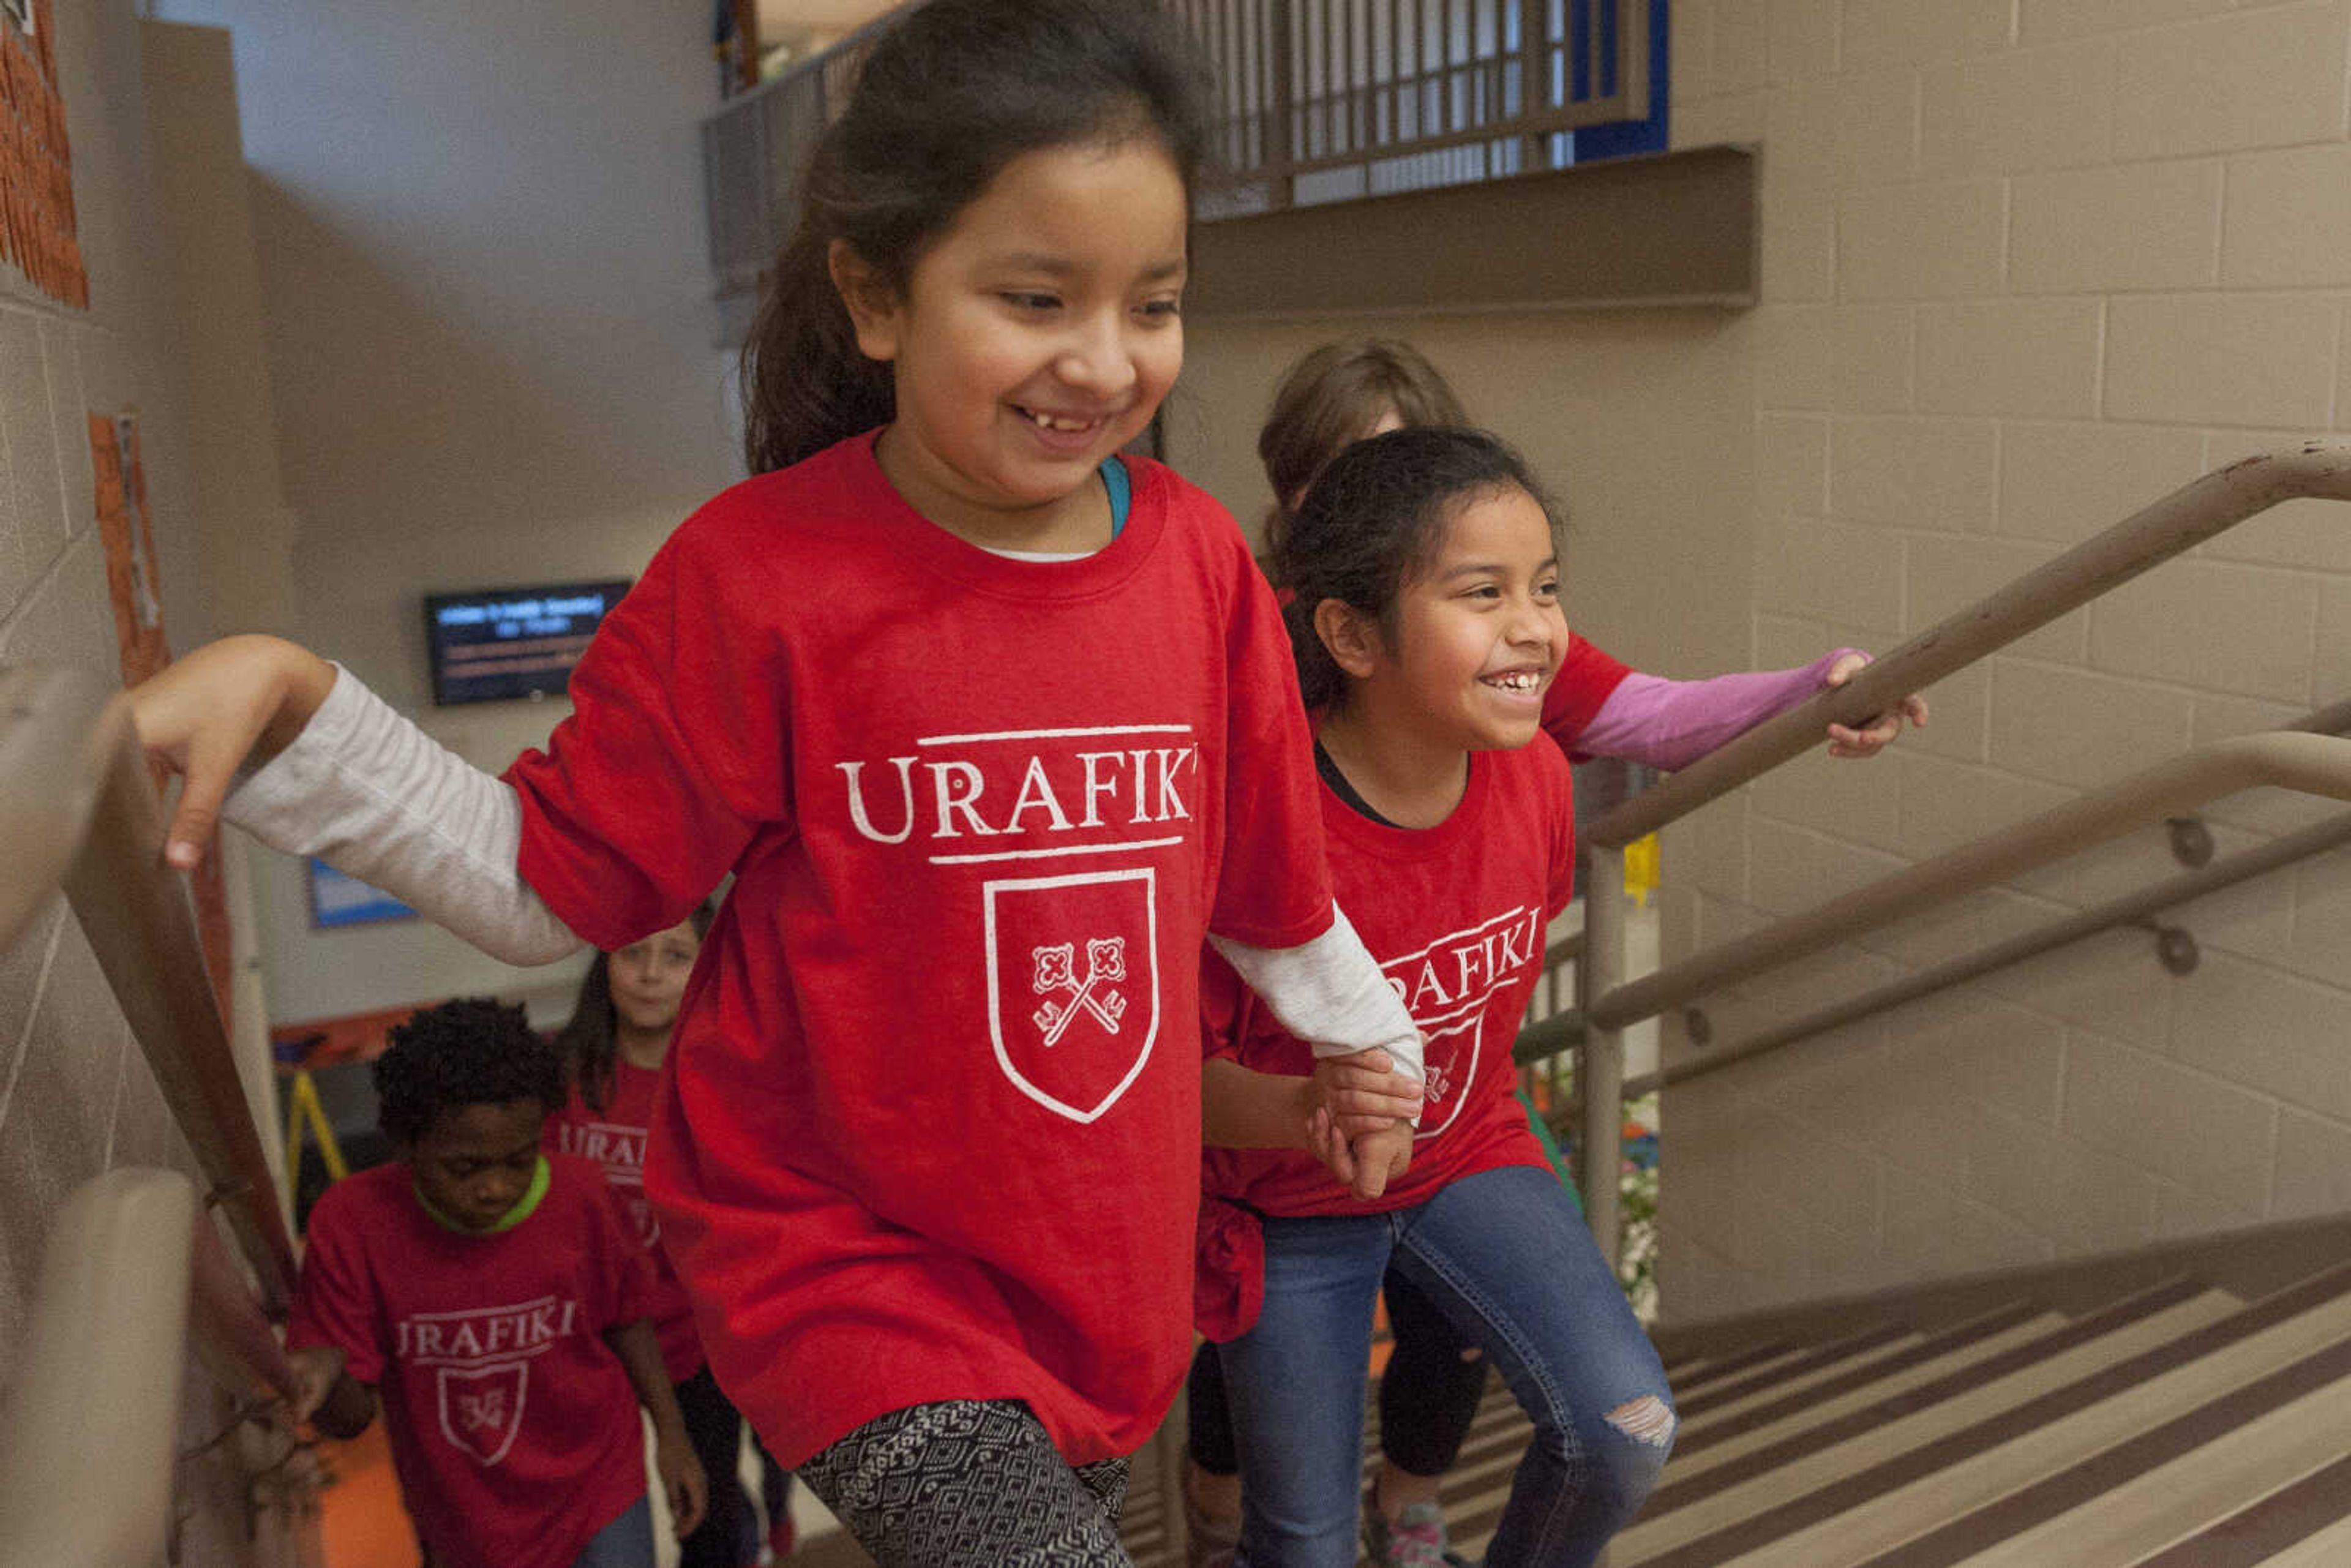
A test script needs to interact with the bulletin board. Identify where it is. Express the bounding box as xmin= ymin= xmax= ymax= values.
xmin=1 ymin=0 xmax=86 ymax=307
